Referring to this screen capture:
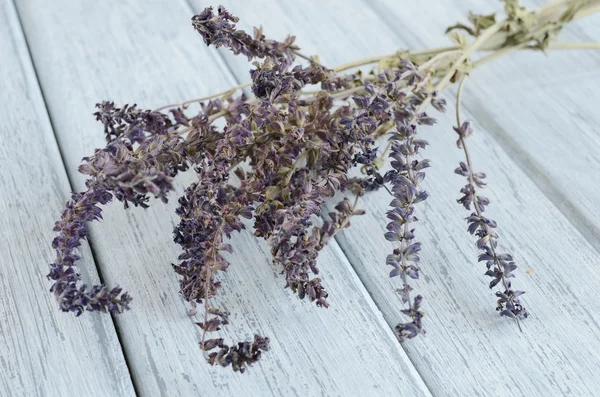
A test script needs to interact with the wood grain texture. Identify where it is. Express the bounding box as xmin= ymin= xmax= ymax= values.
xmin=0 ymin=2 xmax=136 ymax=396
xmin=458 ymin=0 xmax=600 ymax=253
xmin=367 ymin=0 xmax=600 ymax=249
xmin=192 ymin=0 xmax=600 ymax=395
xmin=14 ymin=0 xmax=431 ymax=396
